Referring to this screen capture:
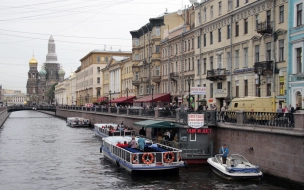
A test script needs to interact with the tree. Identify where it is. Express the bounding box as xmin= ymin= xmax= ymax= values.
xmin=47 ymin=83 xmax=57 ymax=103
